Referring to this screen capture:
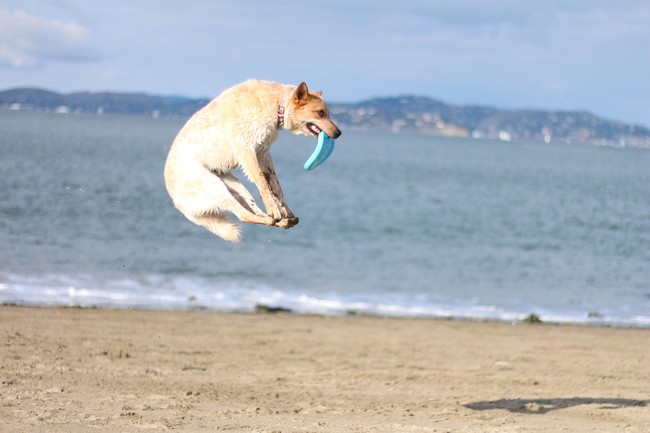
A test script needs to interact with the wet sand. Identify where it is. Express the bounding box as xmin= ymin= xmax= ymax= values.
xmin=1 ymin=306 xmax=648 ymax=432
